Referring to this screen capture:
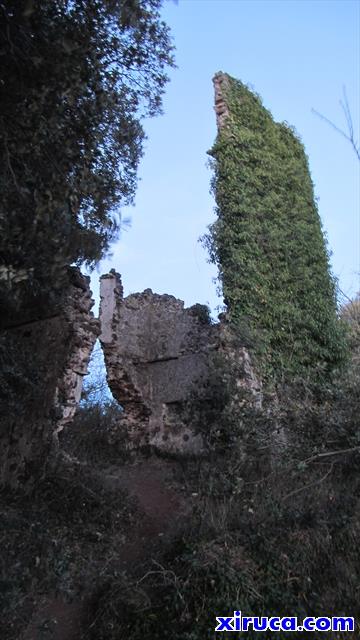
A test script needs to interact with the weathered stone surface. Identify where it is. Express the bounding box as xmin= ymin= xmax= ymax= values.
xmin=99 ymin=272 xmax=262 ymax=455
xmin=53 ymin=268 xmax=100 ymax=436
xmin=219 ymin=322 xmax=263 ymax=409
xmin=0 ymin=268 xmax=99 ymax=487
xmin=213 ymin=71 xmax=230 ymax=129
xmin=99 ymin=271 xmax=219 ymax=454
